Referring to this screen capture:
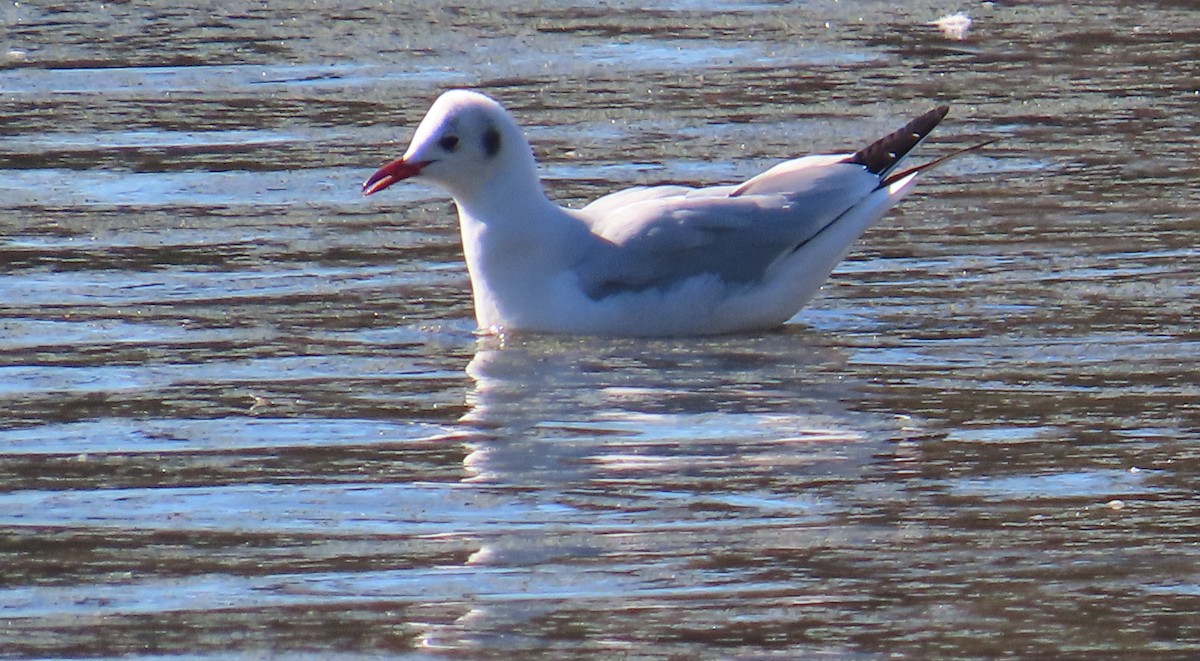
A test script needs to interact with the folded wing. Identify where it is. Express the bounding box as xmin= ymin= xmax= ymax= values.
xmin=571 ymin=106 xmax=951 ymax=300
xmin=573 ymin=157 xmax=880 ymax=298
